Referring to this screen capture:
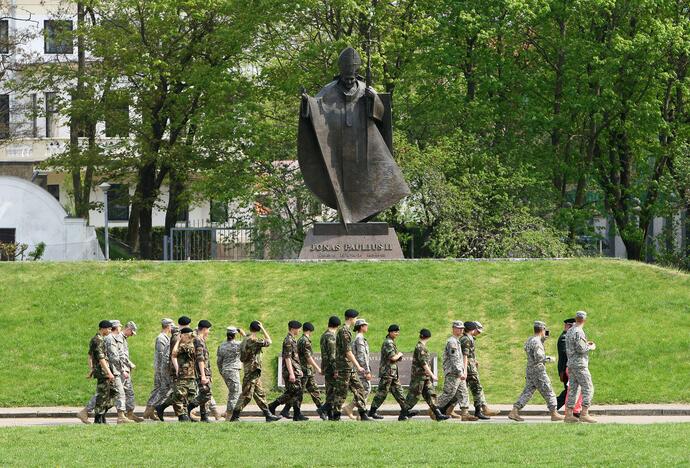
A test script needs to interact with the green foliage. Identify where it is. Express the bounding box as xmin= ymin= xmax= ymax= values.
xmin=27 ymin=242 xmax=46 ymax=261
